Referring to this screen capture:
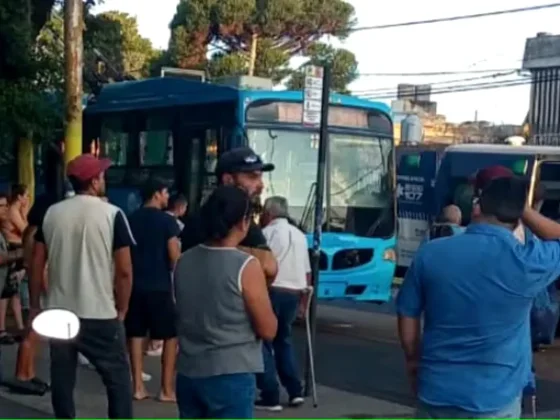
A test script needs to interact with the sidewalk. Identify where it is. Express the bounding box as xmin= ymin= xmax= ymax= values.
xmin=0 ymin=344 xmax=414 ymax=419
